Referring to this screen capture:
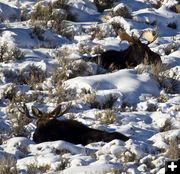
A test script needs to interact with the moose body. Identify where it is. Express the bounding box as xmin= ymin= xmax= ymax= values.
xmin=33 ymin=119 xmax=129 ymax=145
xmin=98 ymin=42 xmax=161 ymax=69
xmin=19 ymin=103 xmax=129 ymax=145
xmin=90 ymin=32 xmax=161 ymax=70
